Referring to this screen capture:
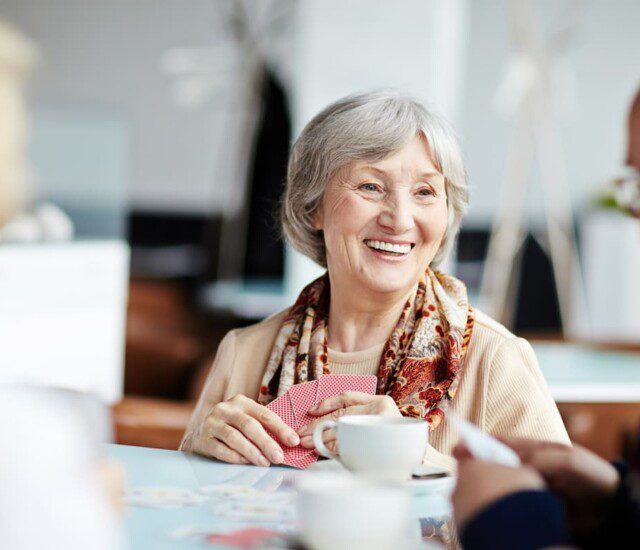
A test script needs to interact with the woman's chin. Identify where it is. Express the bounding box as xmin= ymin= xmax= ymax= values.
xmin=358 ymin=268 xmax=419 ymax=295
